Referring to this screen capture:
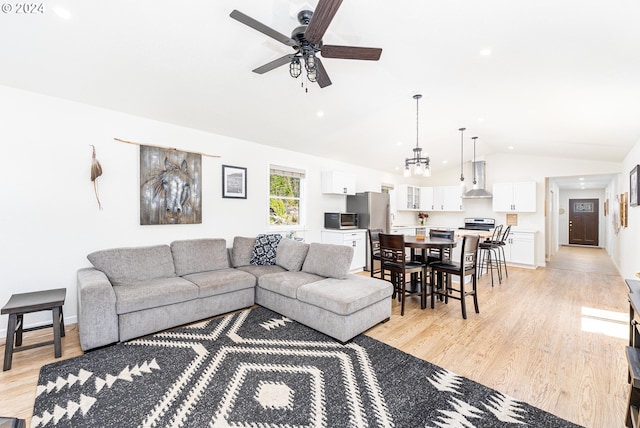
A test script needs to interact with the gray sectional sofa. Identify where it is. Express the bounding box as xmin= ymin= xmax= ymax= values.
xmin=77 ymin=235 xmax=392 ymax=351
